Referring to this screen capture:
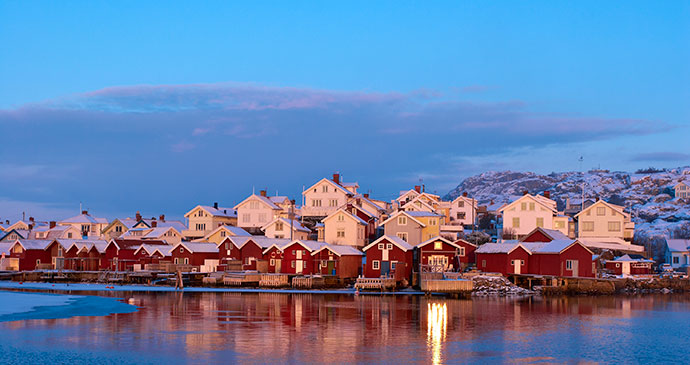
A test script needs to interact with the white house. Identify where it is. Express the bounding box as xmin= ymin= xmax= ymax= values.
xmin=500 ymin=194 xmax=560 ymax=238
xmin=262 ymin=217 xmax=310 ymax=240
xmin=58 ymin=210 xmax=108 ymax=239
xmin=665 ymin=239 xmax=690 ymax=269
xmin=234 ymin=191 xmax=291 ymax=232
xmin=301 ymin=174 xmax=356 ymax=218
xmin=674 ymin=182 xmax=690 ymax=199
xmin=322 ymin=208 xmax=367 ymax=247
xmin=449 ymin=194 xmax=478 ymax=226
